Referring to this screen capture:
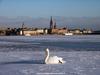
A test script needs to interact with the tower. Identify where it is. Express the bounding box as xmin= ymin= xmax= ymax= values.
xmin=54 ymin=22 xmax=56 ymax=29
xmin=50 ymin=16 xmax=53 ymax=29
xmin=21 ymin=22 xmax=24 ymax=35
